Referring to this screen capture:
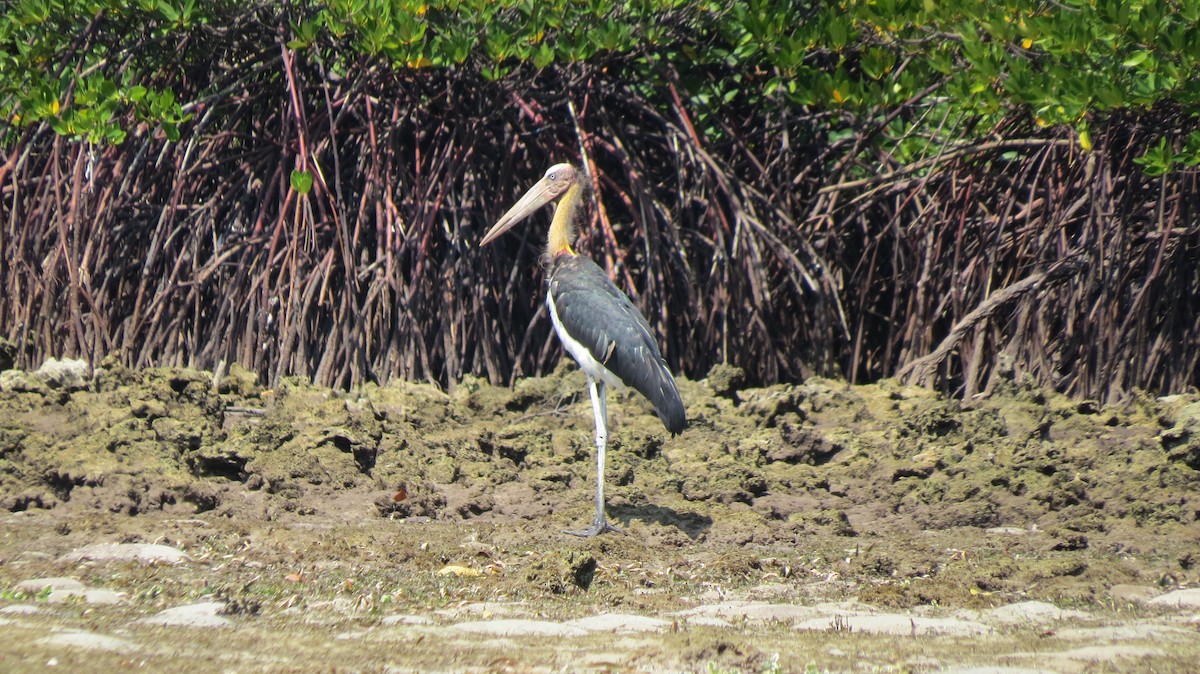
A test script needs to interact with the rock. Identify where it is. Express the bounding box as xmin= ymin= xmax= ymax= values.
xmin=217 ymin=363 xmax=259 ymax=395
xmin=432 ymin=602 xmax=527 ymax=619
xmin=1147 ymin=588 xmax=1200 ymax=609
xmin=675 ymin=602 xmax=826 ymax=623
xmin=1052 ymin=624 xmax=1195 ymax=641
xmin=37 ymin=630 xmax=138 ymax=653
xmin=451 ymin=619 xmax=588 ymax=637
xmin=1 ymin=604 xmax=40 ymax=615
xmin=137 ymin=602 xmax=231 ymax=628
xmin=16 ymin=577 xmax=85 ymax=594
xmin=940 ymin=662 xmax=1056 ymax=666
xmin=1109 ymin=584 xmax=1160 ymax=604
xmin=766 ymin=421 xmax=841 ymax=465
xmin=563 ymin=613 xmax=671 ymax=633
xmin=795 ymin=508 xmax=857 ymax=536
xmin=985 ymin=527 xmax=1030 ymax=536
xmin=979 ymin=601 xmax=1093 ymax=625
xmin=58 ymin=543 xmax=189 ymax=565
xmin=1160 ymin=401 xmax=1200 ymax=470
xmin=0 ymin=369 xmax=49 ymax=394
xmin=706 ymin=364 xmax=745 ymax=398
xmin=737 ymin=385 xmax=804 ymax=426
xmin=130 ymin=398 xmax=169 ymax=419
xmin=1033 ymin=645 xmax=1166 ymax=662
xmin=33 ymin=357 xmax=91 ymax=389
xmin=381 ymin=614 xmax=436 ymax=626
xmin=48 ymin=589 xmax=127 ymax=604
xmin=794 ymin=613 xmax=992 ymax=637
xmin=16 ymin=576 xmax=125 ymax=604
xmin=523 ymin=549 xmax=596 ymax=593
xmin=683 ymin=616 xmax=734 ymax=627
